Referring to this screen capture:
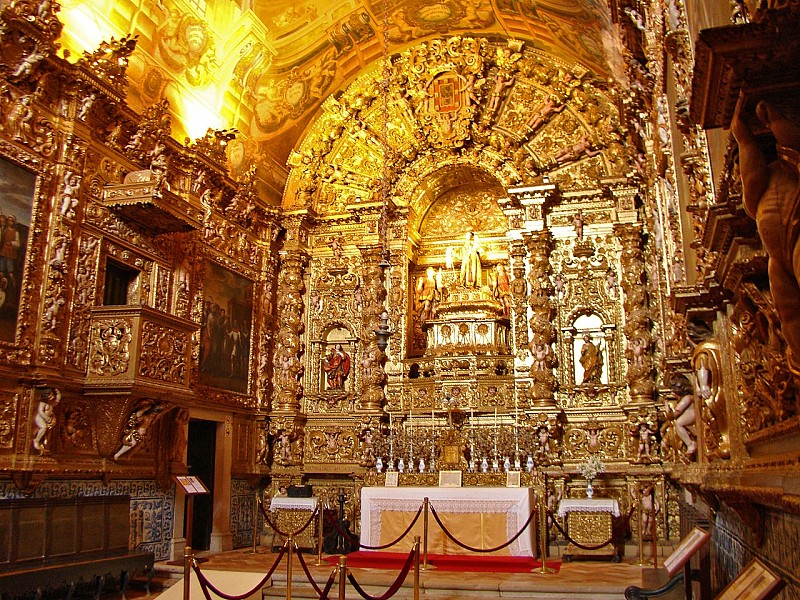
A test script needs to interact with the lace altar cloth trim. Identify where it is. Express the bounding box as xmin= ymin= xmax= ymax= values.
xmin=270 ymin=497 xmax=318 ymax=511
xmin=556 ymin=498 xmax=620 ymax=518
